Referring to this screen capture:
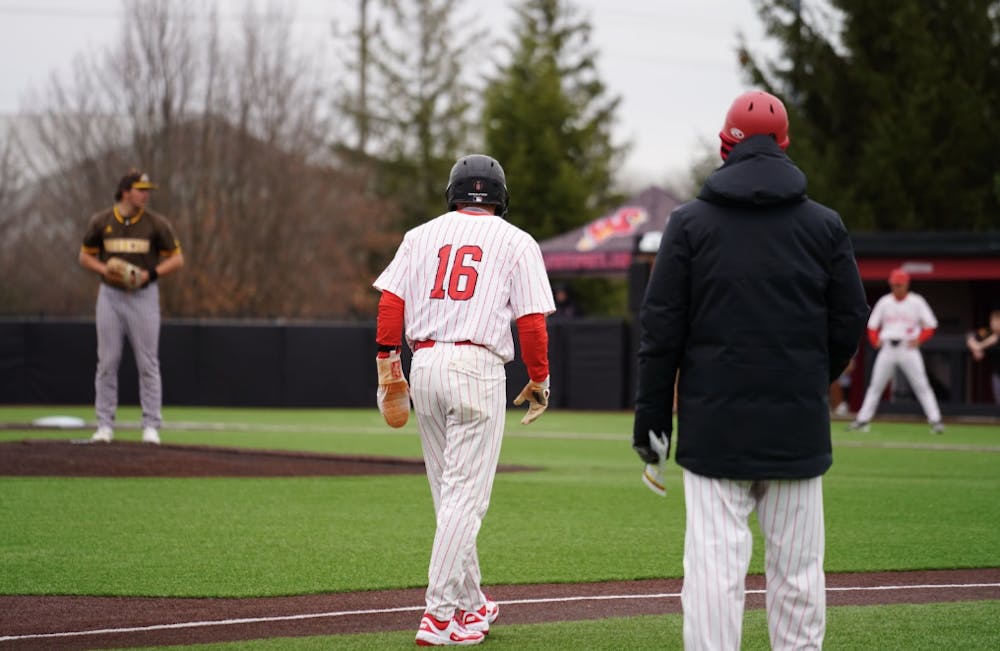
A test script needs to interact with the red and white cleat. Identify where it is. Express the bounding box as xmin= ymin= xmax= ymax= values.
xmin=415 ymin=613 xmax=484 ymax=646
xmin=457 ymin=599 xmax=499 ymax=634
